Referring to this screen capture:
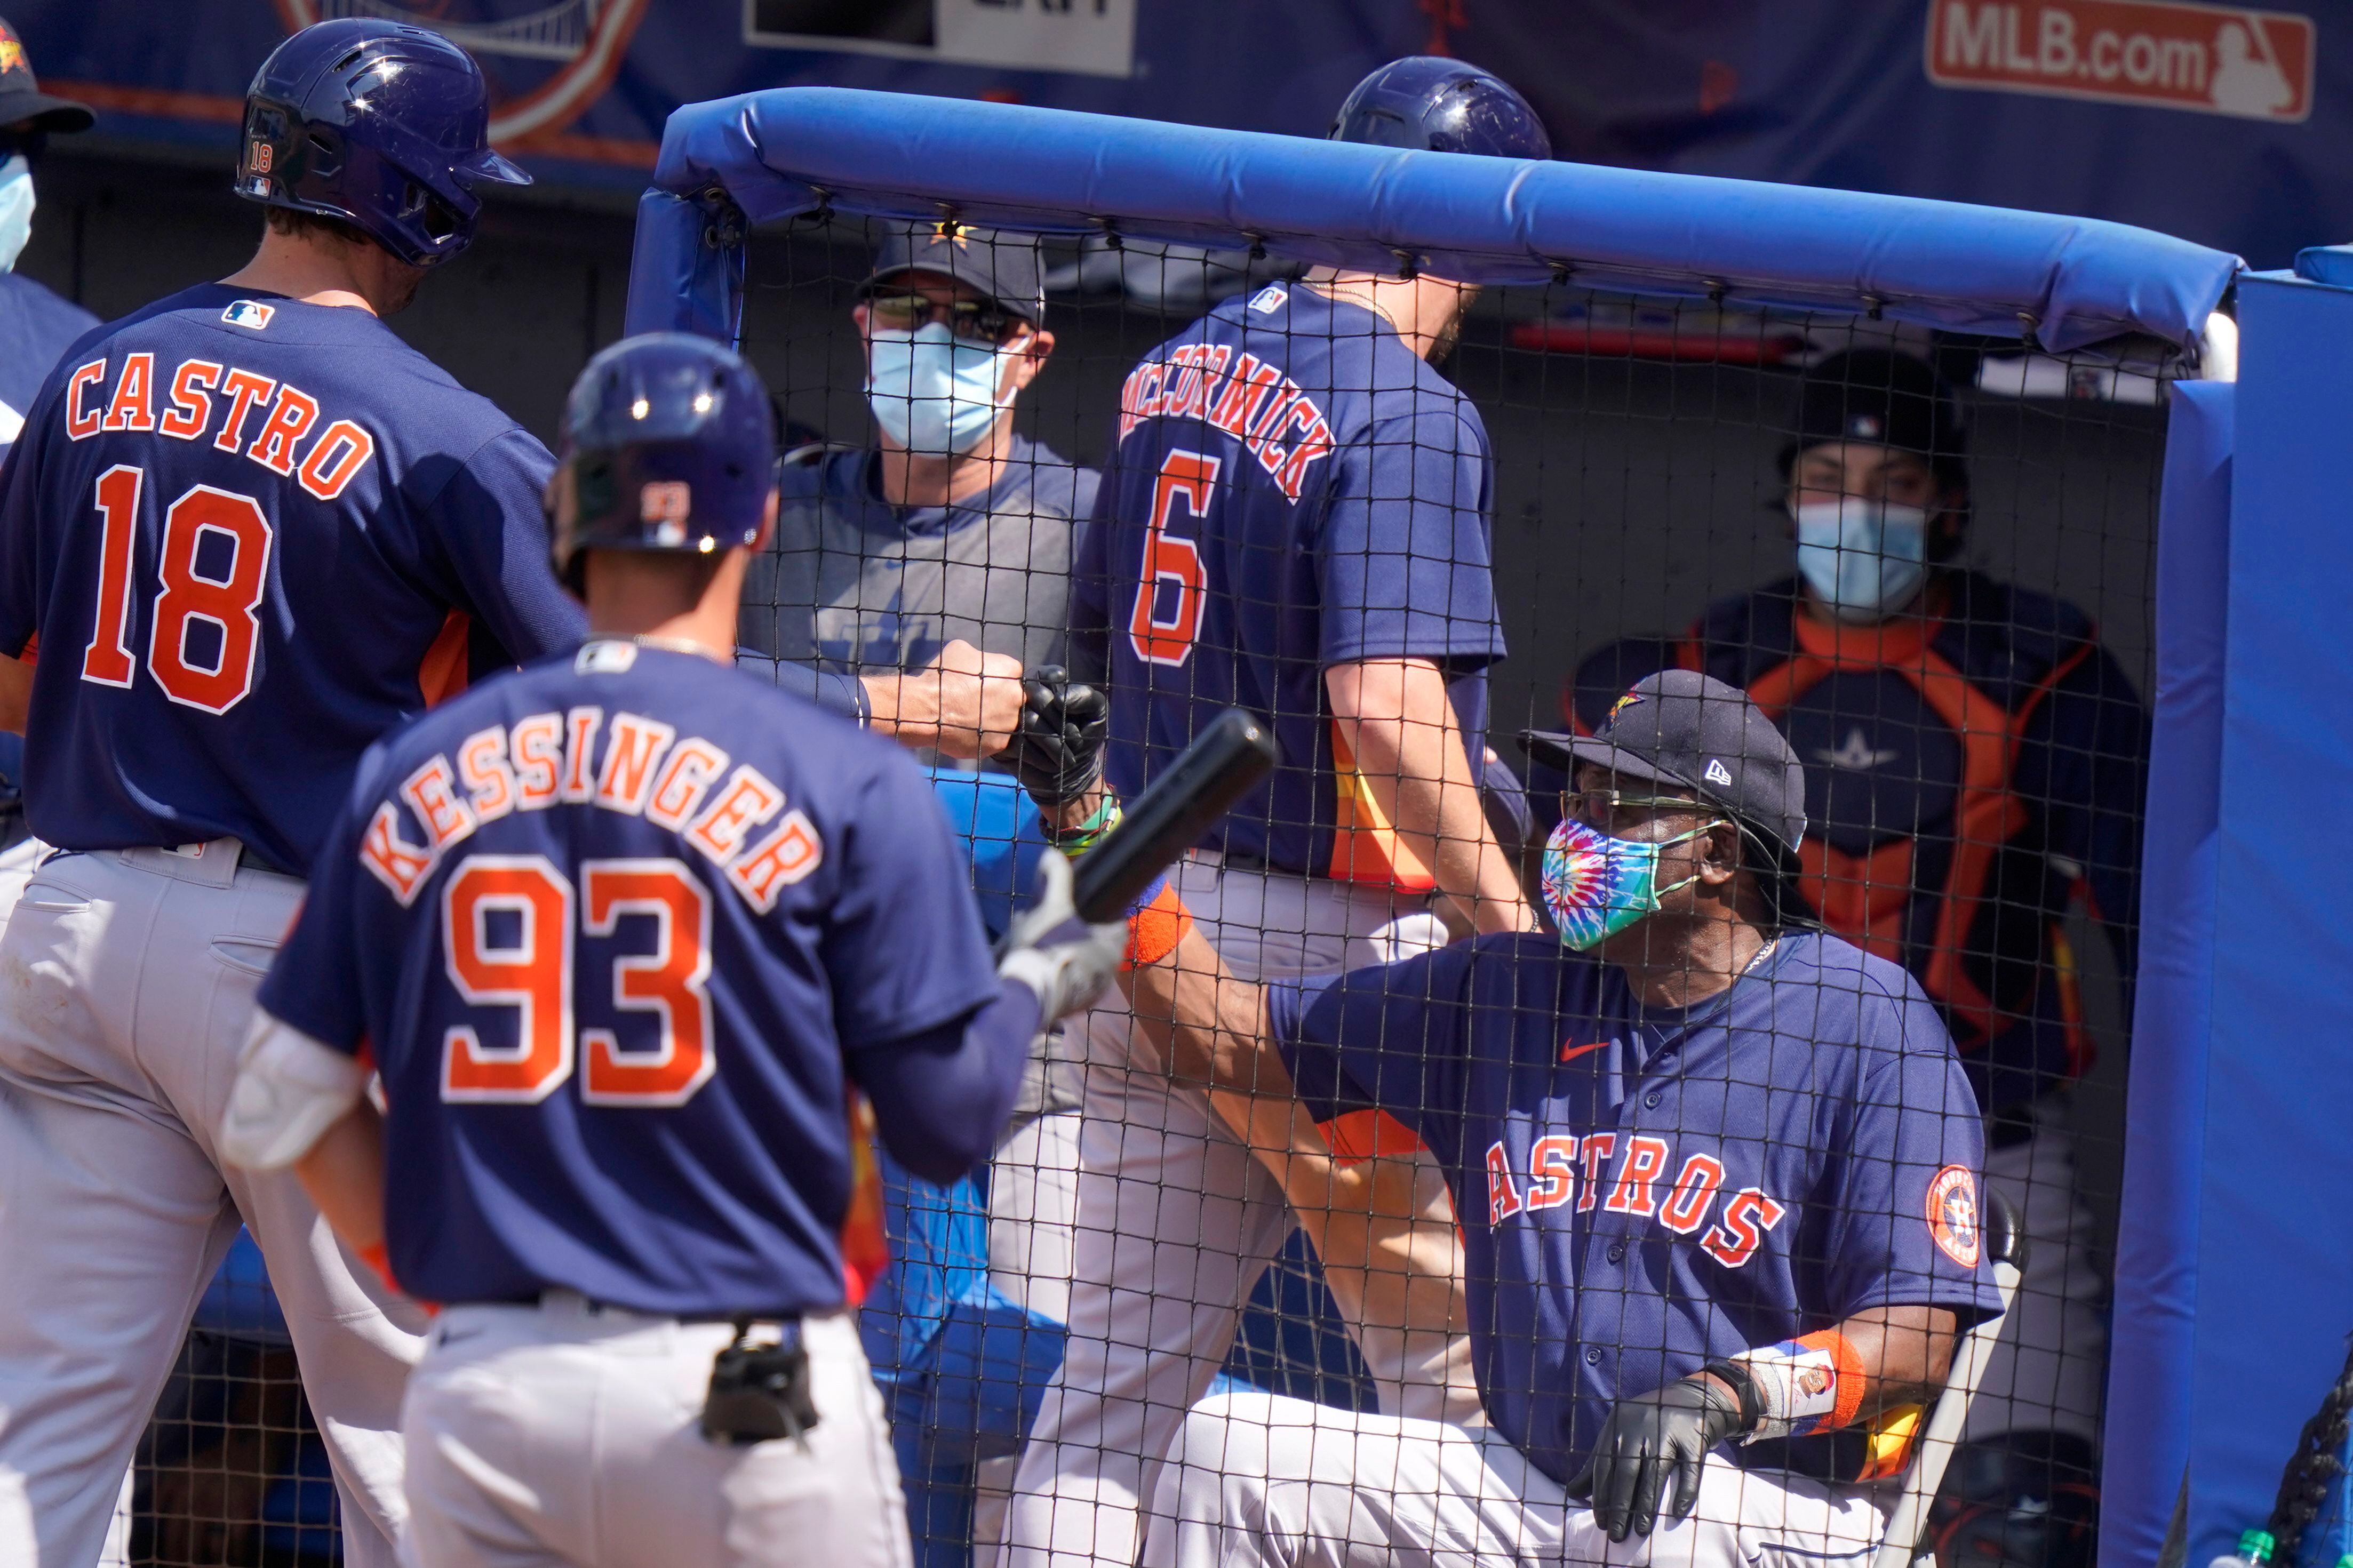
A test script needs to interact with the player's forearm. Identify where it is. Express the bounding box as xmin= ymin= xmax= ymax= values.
xmin=1832 ymin=1303 xmax=1959 ymax=1420
xmin=1326 ymin=659 xmax=1533 ymax=935
xmin=291 ymin=1101 xmax=388 ymax=1257
xmin=1123 ymin=922 xmax=1286 ymax=1100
